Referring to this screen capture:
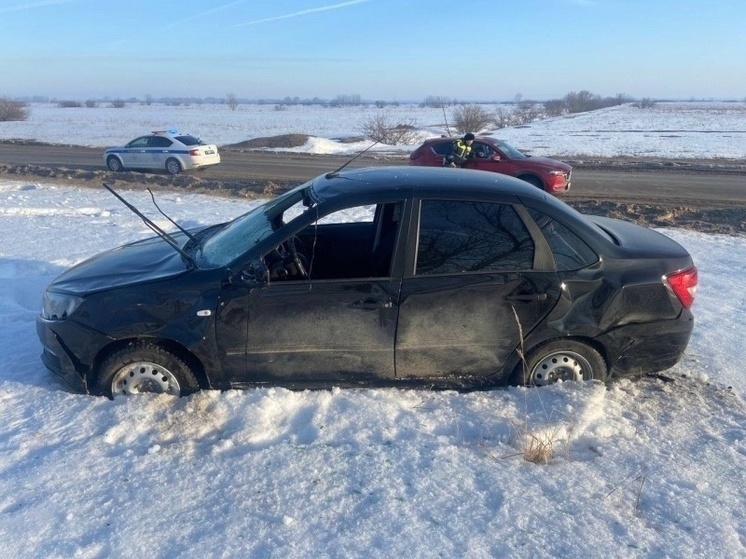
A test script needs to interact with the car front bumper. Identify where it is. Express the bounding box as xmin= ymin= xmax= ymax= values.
xmin=36 ymin=316 xmax=114 ymax=394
